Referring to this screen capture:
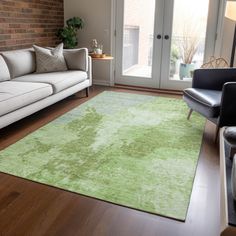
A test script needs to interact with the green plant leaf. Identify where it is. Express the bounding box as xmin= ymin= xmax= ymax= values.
xmin=66 ymin=17 xmax=85 ymax=29
xmin=56 ymin=17 xmax=84 ymax=49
